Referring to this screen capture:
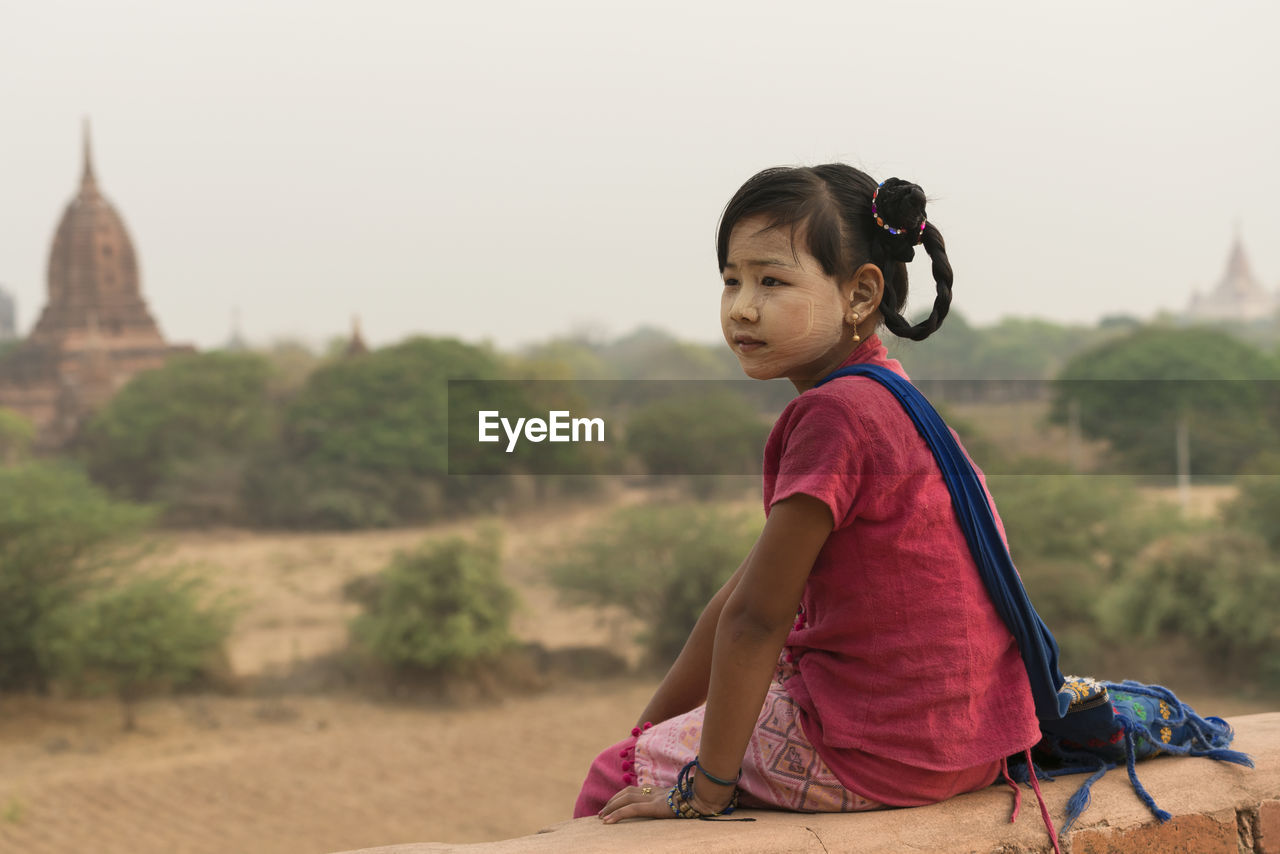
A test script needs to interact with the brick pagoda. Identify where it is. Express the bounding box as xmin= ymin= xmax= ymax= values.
xmin=0 ymin=124 xmax=191 ymax=445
